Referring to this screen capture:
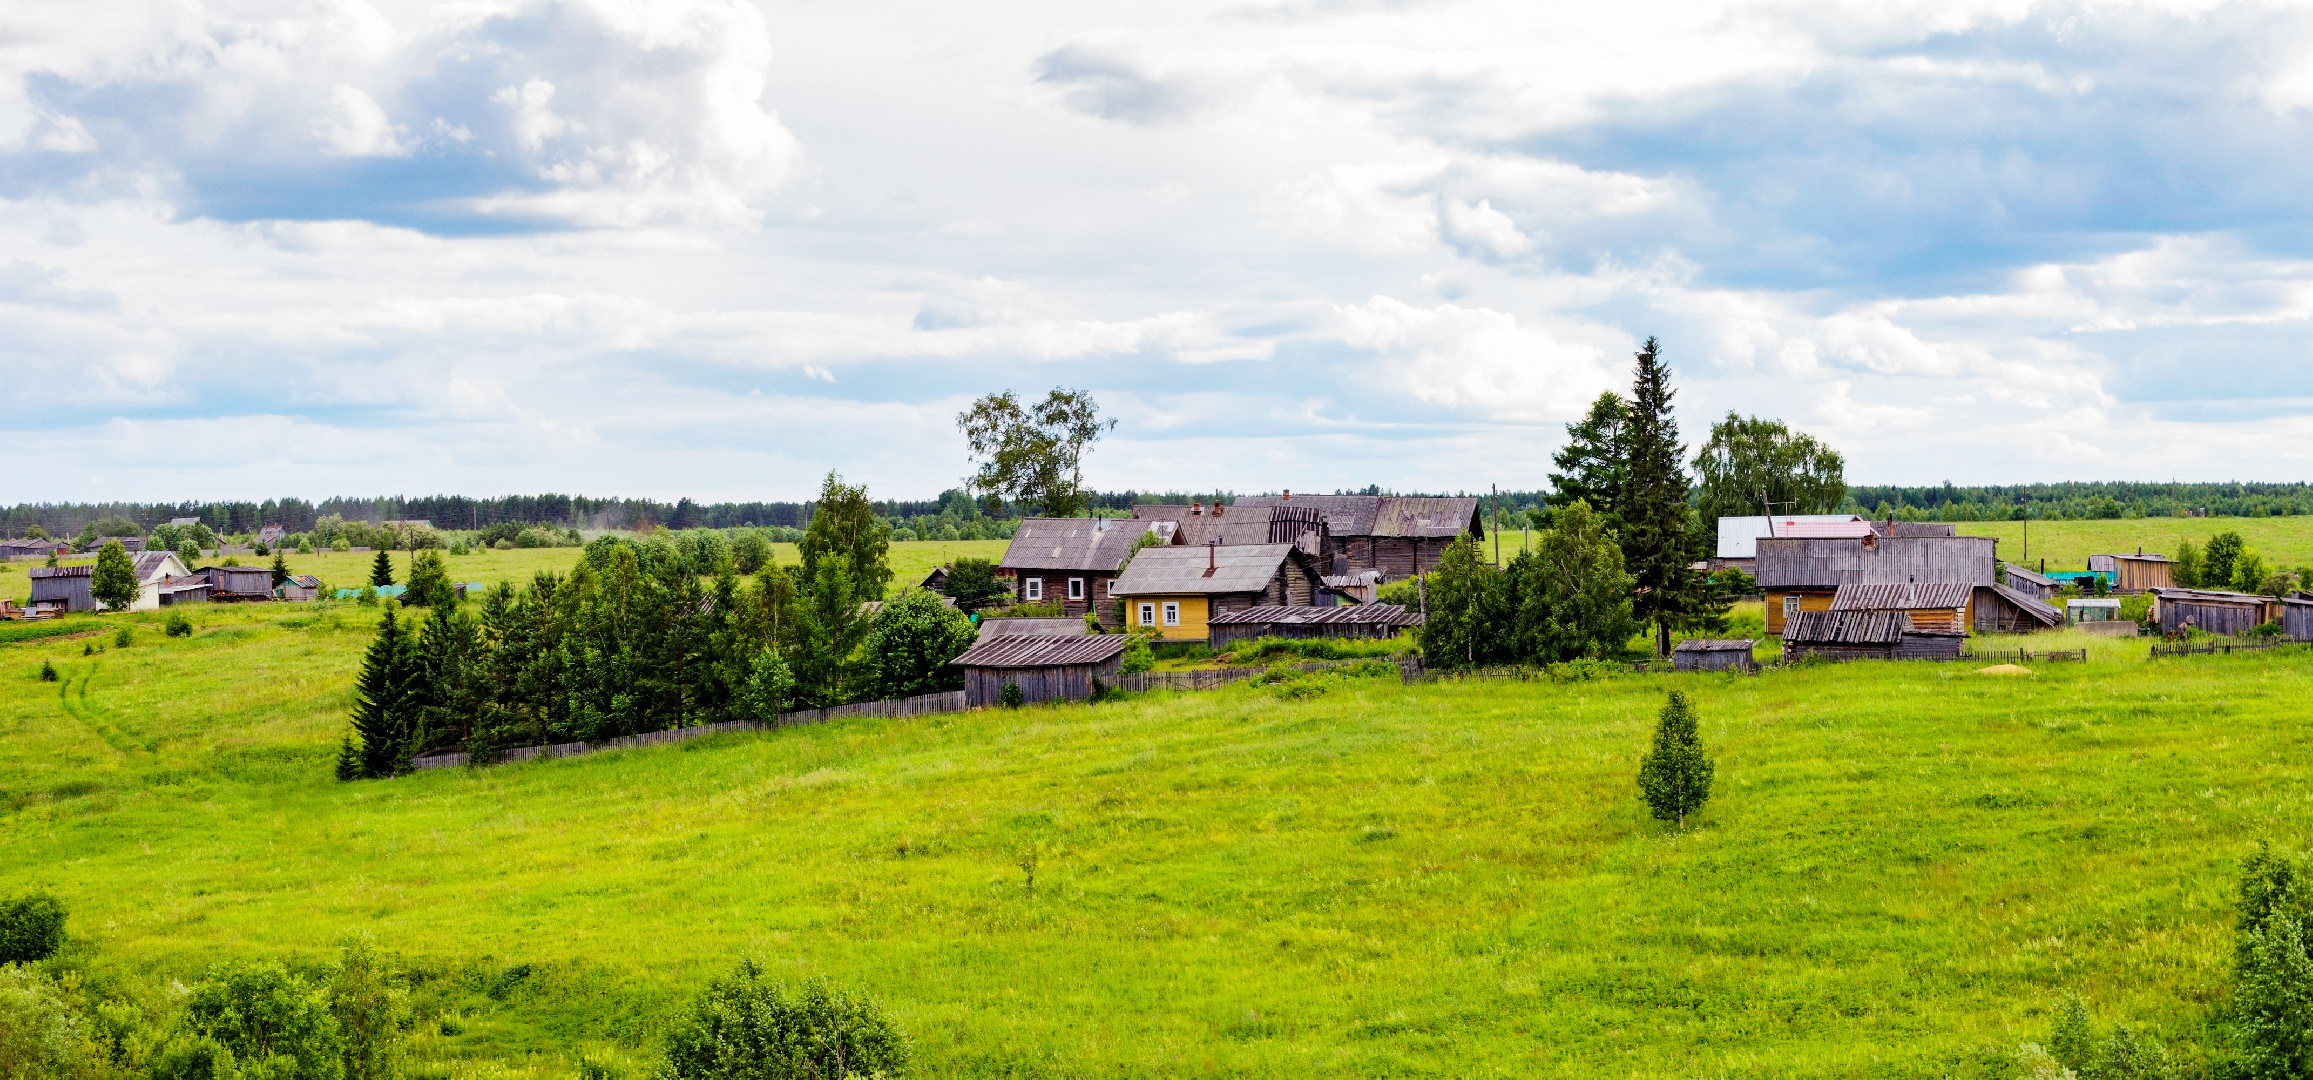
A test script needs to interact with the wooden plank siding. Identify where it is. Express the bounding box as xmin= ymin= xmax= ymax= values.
xmin=1014 ymin=571 xmax=1120 ymax=626
xmin=963 ymin=656 xmax=1122 ymax=707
